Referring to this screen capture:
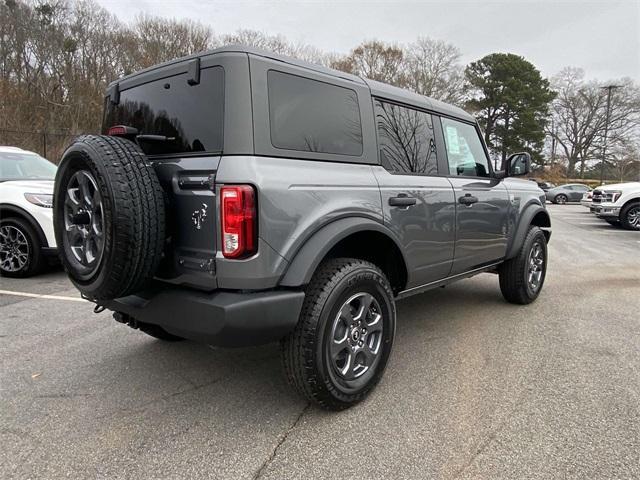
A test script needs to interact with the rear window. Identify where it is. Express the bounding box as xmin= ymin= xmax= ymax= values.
xmin=267 ymin=70 xmax=363 ymax=156
xmin=104 ymin=66 xmax=224 ymax=155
